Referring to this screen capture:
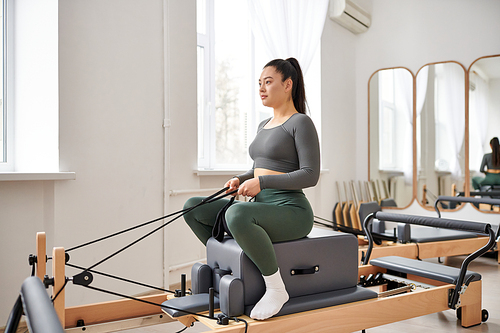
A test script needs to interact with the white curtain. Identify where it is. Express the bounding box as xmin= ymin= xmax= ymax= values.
xmin=247 ymin=0 xmax=329 ymax=74
xmin=469 ymin=72 xmax=489 ymax=172
xmin=416 ymin=67 xmax=429 ymax=119
xmin=415 ymin=67 xmax=428 ymax=175
xmin=435 ymin=63 xmax=465 ymax=179
xmin=394 ymin=69 xmax=413 ymax=185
